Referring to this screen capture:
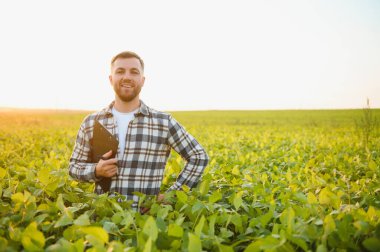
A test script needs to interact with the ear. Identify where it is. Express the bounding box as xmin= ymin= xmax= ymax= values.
xmin=141 ymin=76 xmax=145 ymax=87
xmin=109 ymin=75 xmax=112 ymax=85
